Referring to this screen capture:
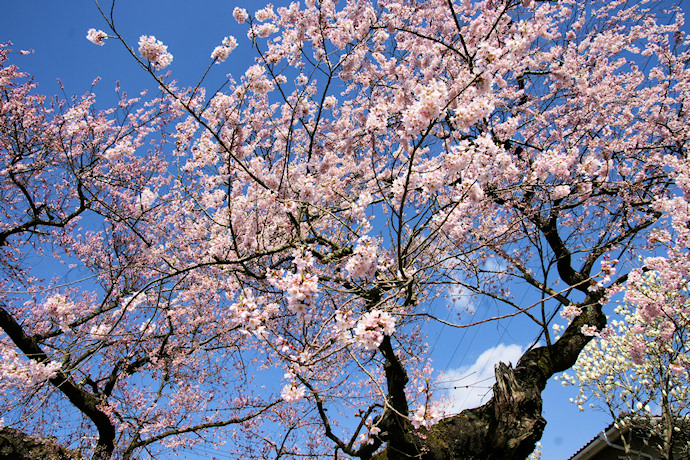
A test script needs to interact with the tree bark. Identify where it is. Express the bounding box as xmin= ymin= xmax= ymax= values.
xmin=0 ymin=427 xmax=83 ymax=459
